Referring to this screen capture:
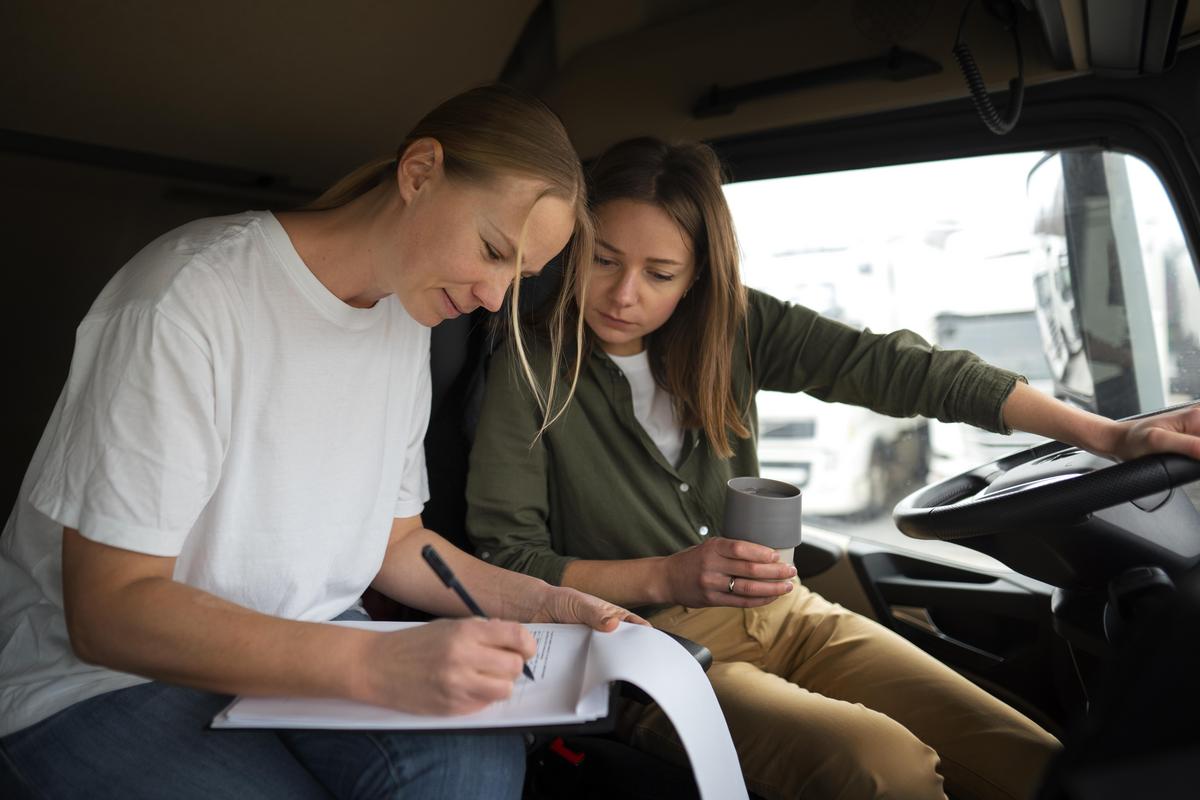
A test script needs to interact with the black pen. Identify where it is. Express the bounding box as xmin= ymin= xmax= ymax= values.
xmin=421 ymin=544 xmax=536 ymax=681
